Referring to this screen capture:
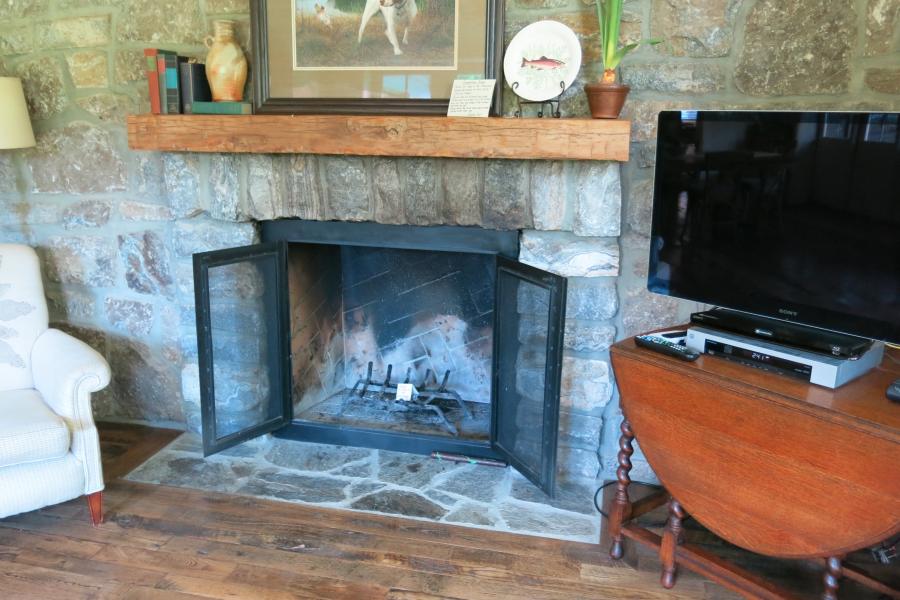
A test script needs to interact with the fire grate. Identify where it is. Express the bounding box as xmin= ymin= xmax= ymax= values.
xmin=345 ymin=361 xmax=472 ymax=436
